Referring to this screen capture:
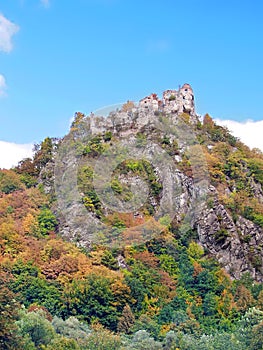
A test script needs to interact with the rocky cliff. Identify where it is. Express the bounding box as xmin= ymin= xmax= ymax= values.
xmin=41 ymin=84 xmax=263 ymax=282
